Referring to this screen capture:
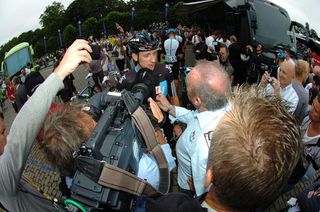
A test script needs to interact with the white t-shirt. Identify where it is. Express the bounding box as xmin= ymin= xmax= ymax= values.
xmin=205 ymin=36 xmax=223 ymax=53
xmin=113 ymin=45 xmax=126 ymax=59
